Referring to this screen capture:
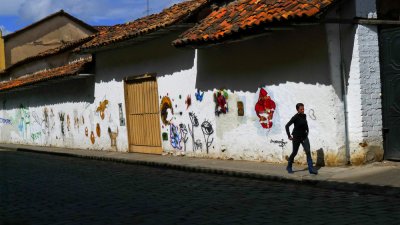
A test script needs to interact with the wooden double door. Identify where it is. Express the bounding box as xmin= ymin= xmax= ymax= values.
xmin=124 ymin=76 xmax=162 ymax=154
